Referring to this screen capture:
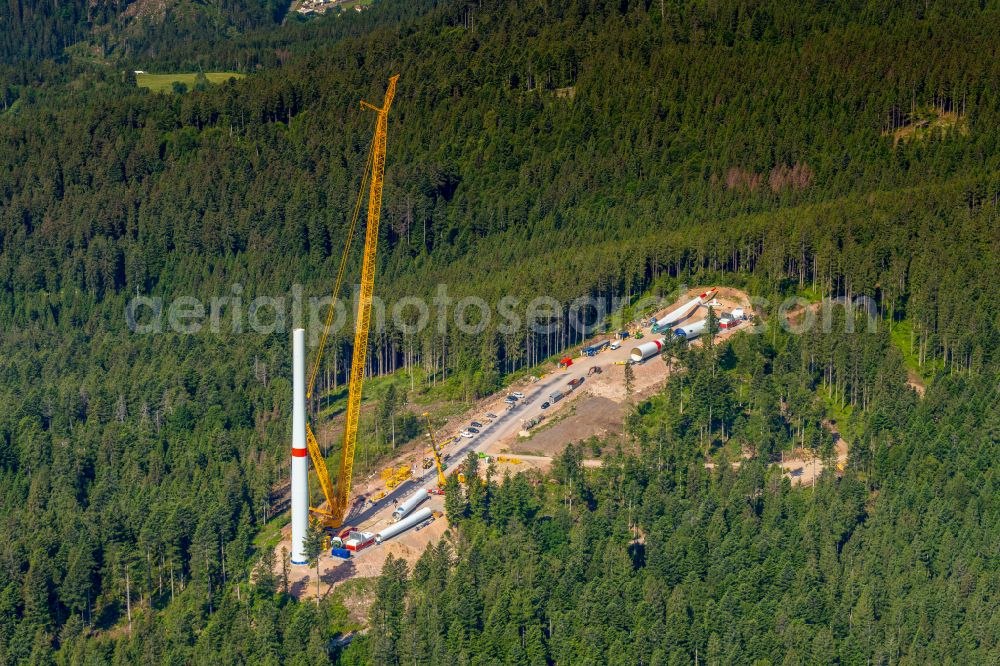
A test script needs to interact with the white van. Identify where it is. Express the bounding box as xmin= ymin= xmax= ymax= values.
xmin=609 ymin=341 xmax=621 ymax=350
